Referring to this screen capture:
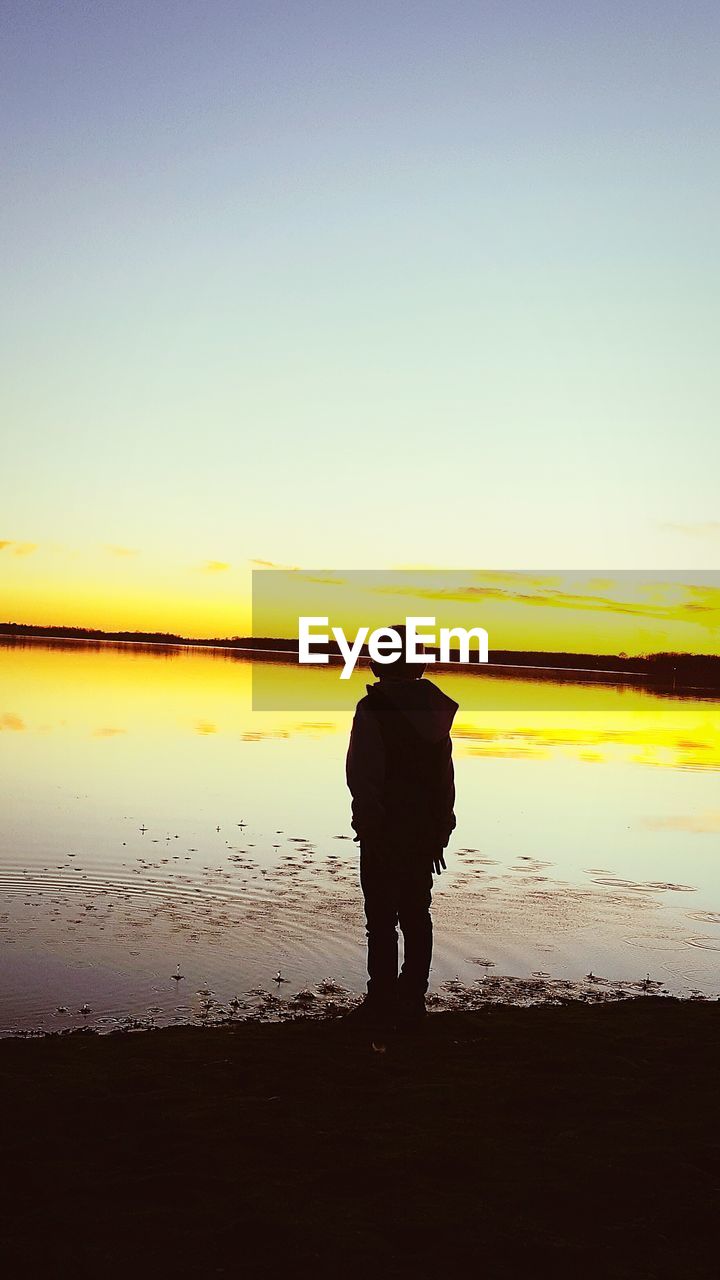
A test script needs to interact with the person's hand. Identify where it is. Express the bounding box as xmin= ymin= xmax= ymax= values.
xmin=359 ymin=831 xmax=388 ymax=857
xmin=431 ymin=851 xmax=446 ymax=875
